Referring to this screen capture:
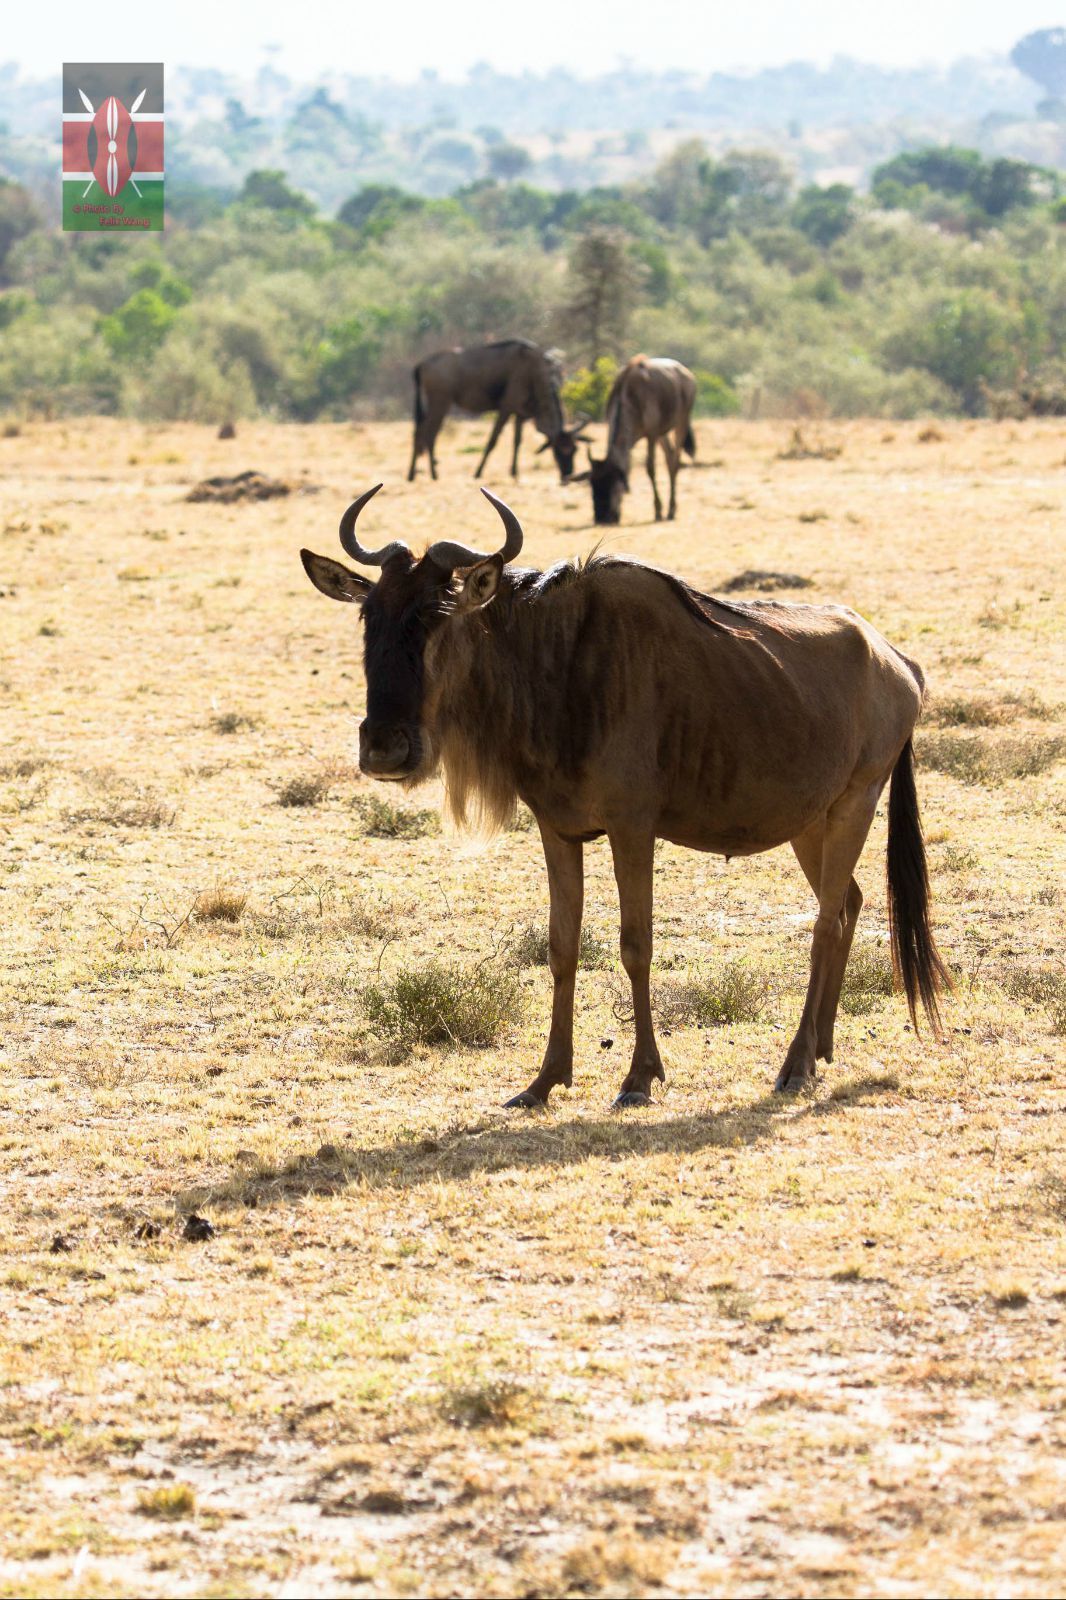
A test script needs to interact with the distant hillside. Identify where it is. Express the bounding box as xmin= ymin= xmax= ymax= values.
xmin=1 ymin=52 xmax=1061 ymax=211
